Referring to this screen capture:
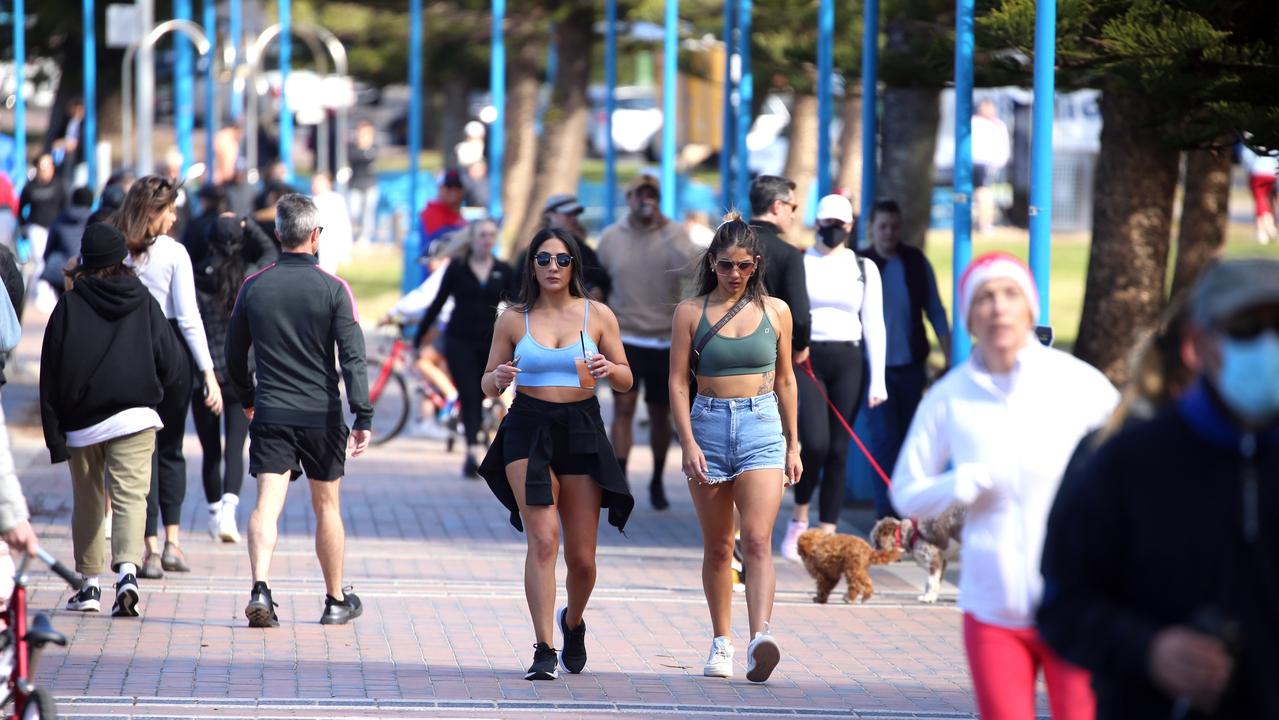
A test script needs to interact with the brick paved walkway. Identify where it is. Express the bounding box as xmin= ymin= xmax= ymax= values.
xmin=3 ymin=316 xmax=1038 ymax=719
